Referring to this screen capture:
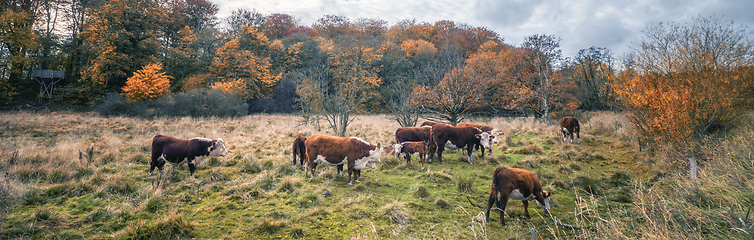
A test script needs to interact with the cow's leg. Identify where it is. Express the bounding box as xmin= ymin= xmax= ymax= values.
xmin=480 ymin=144 xmax=486 ymax=158
xmin=149 ymin=151 xmax=161 ymax=176
xmin=436 ymin=145 xmax=445 ymax=164
xmin=347 ymin=166 xmax=354 ymax=185
xmin=309 ymin=162 xmax=317 ymax=179
xmin=420 ymin=154 xmax=425 ymax=170
xmin=427 ymin=142 xmax=436 ymax=164
xmin=404 ymin=153 xmax=411 ymax=165
xmin=522 ymin=200 xmax=530 ymax=218
xmin=187 ymin=158 xmax=196 ymax=177
xmin=498 ymin=193 xmax=509 ymax=226
xmin=576 ymin=129 xmax=580 ymax=144
xmin=157 ymin=156 xmax=167 ymax=176
xmin=467 ymin=146 xmax=475 ymax=164
xmin=486 ymin=187 xmax=498 ymax=223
